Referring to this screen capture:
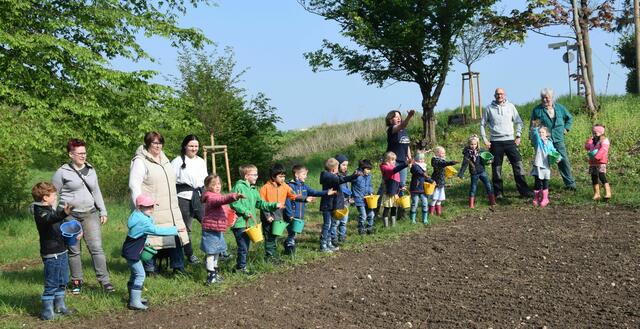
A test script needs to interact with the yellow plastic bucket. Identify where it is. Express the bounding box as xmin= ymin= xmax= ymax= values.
xmin=396 ymin=195 xmax=411 ymax=208
xmin=364 ymin=195 xmax=380 ymax=209
xmin=423 ymin=181 xmax=436 ymax=195
xmin=333 ymin=207 xmax=349 ymax=219
xmin=444 ymin=166 xmax=457 ymax=178
xmin=244 ymin=223 xmax=264 ymax=243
